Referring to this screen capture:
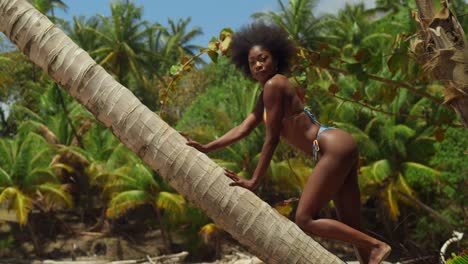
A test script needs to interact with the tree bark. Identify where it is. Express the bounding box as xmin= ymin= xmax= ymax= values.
xmin=0 ymin=0 xmax=344 ymax=263
xmin=413 ymin=0 xmax=468 ymax=127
